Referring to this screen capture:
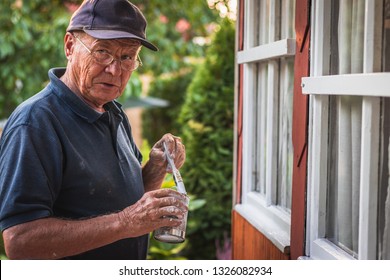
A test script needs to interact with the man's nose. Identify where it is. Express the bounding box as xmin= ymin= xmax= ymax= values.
xmin=105 ymin=59 xmax=122 ymax=76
